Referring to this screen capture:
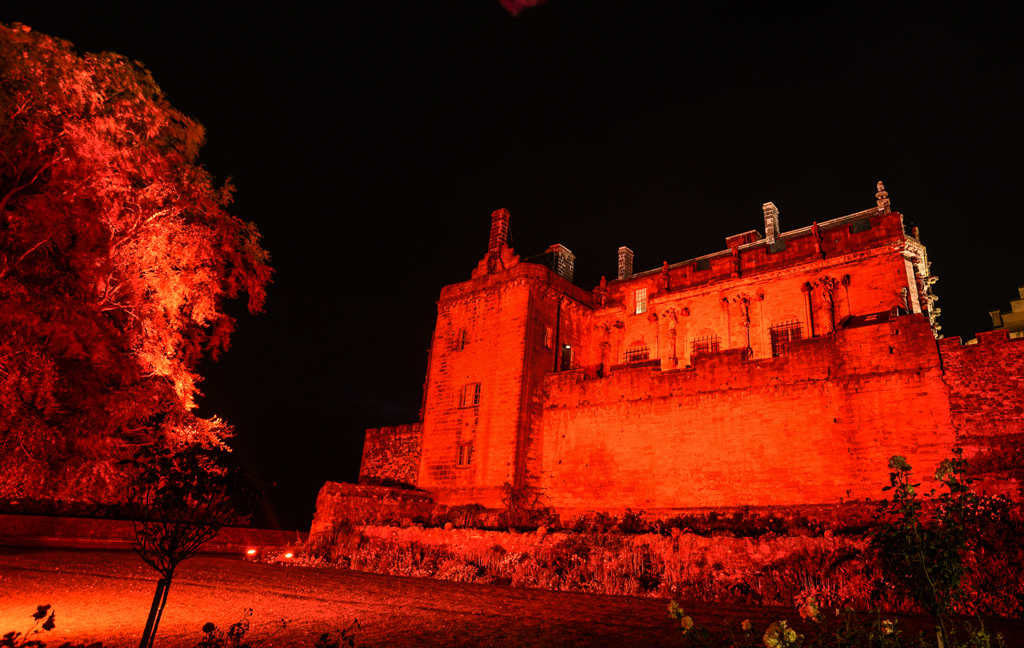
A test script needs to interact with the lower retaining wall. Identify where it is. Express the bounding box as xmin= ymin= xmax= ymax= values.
xmin=0 ymin=514 xmax=306 ymax=554
xmin=309 ymin=481 xmax=439 ymax=545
